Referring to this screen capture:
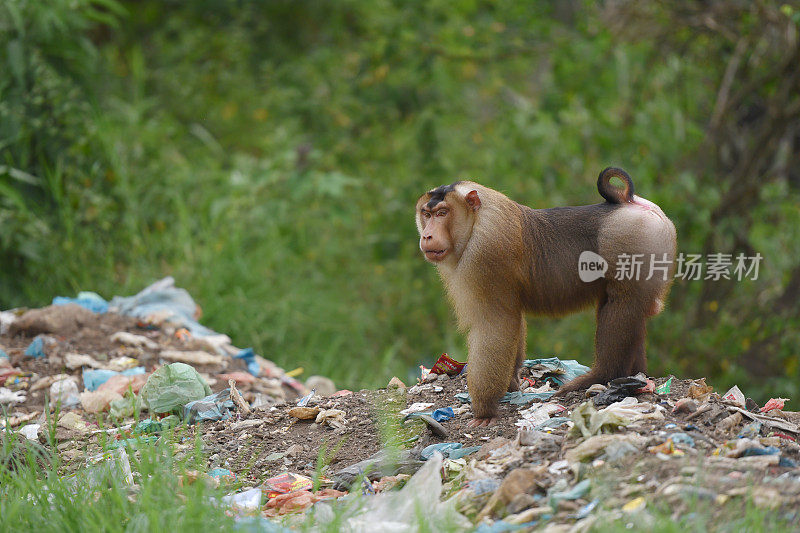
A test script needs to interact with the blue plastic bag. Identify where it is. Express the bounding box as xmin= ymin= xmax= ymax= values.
xmin=53 ymin=292 xmax=109 ymax=314
xmin=25 ymin=336 xmax=46 ymax=358
xmin=83 ymin=367 xmax=146 ymax=391
xmin=234 ymin=348 xmax=260 ymax=376
xmin=184 ymin=389 xmax=235 ymax=424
